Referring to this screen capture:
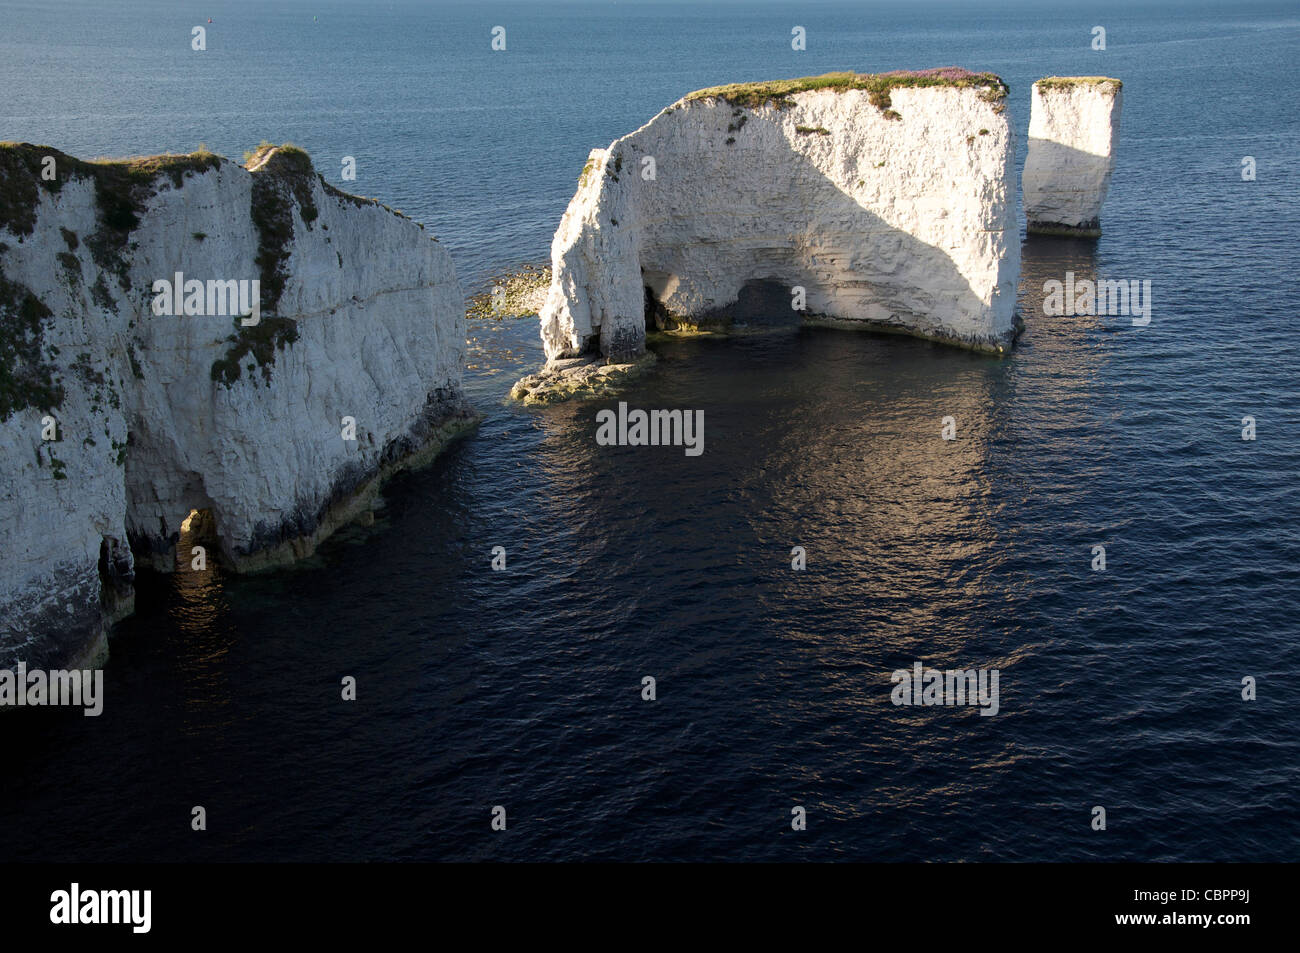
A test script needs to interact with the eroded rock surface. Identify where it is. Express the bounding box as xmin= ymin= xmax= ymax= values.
xmin=524 ymin=69 xmax=1021 ymax=401
xmin=0 ymin=143 xmax=471 ymax=668
xmin=1023 ymin=77 xmax=1123 ymax=237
